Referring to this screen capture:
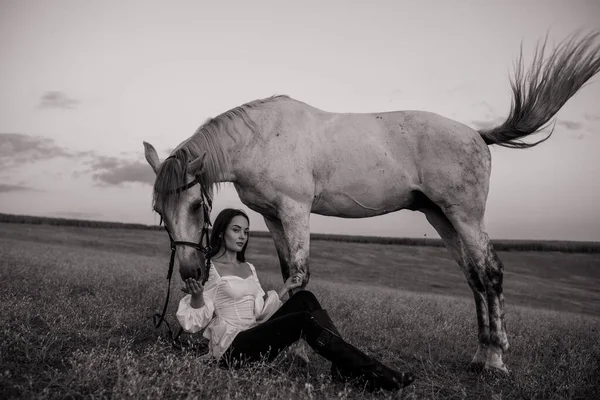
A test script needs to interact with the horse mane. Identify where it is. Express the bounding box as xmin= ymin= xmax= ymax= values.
xmin=152 ymin=95 xmax=288 ymax=212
